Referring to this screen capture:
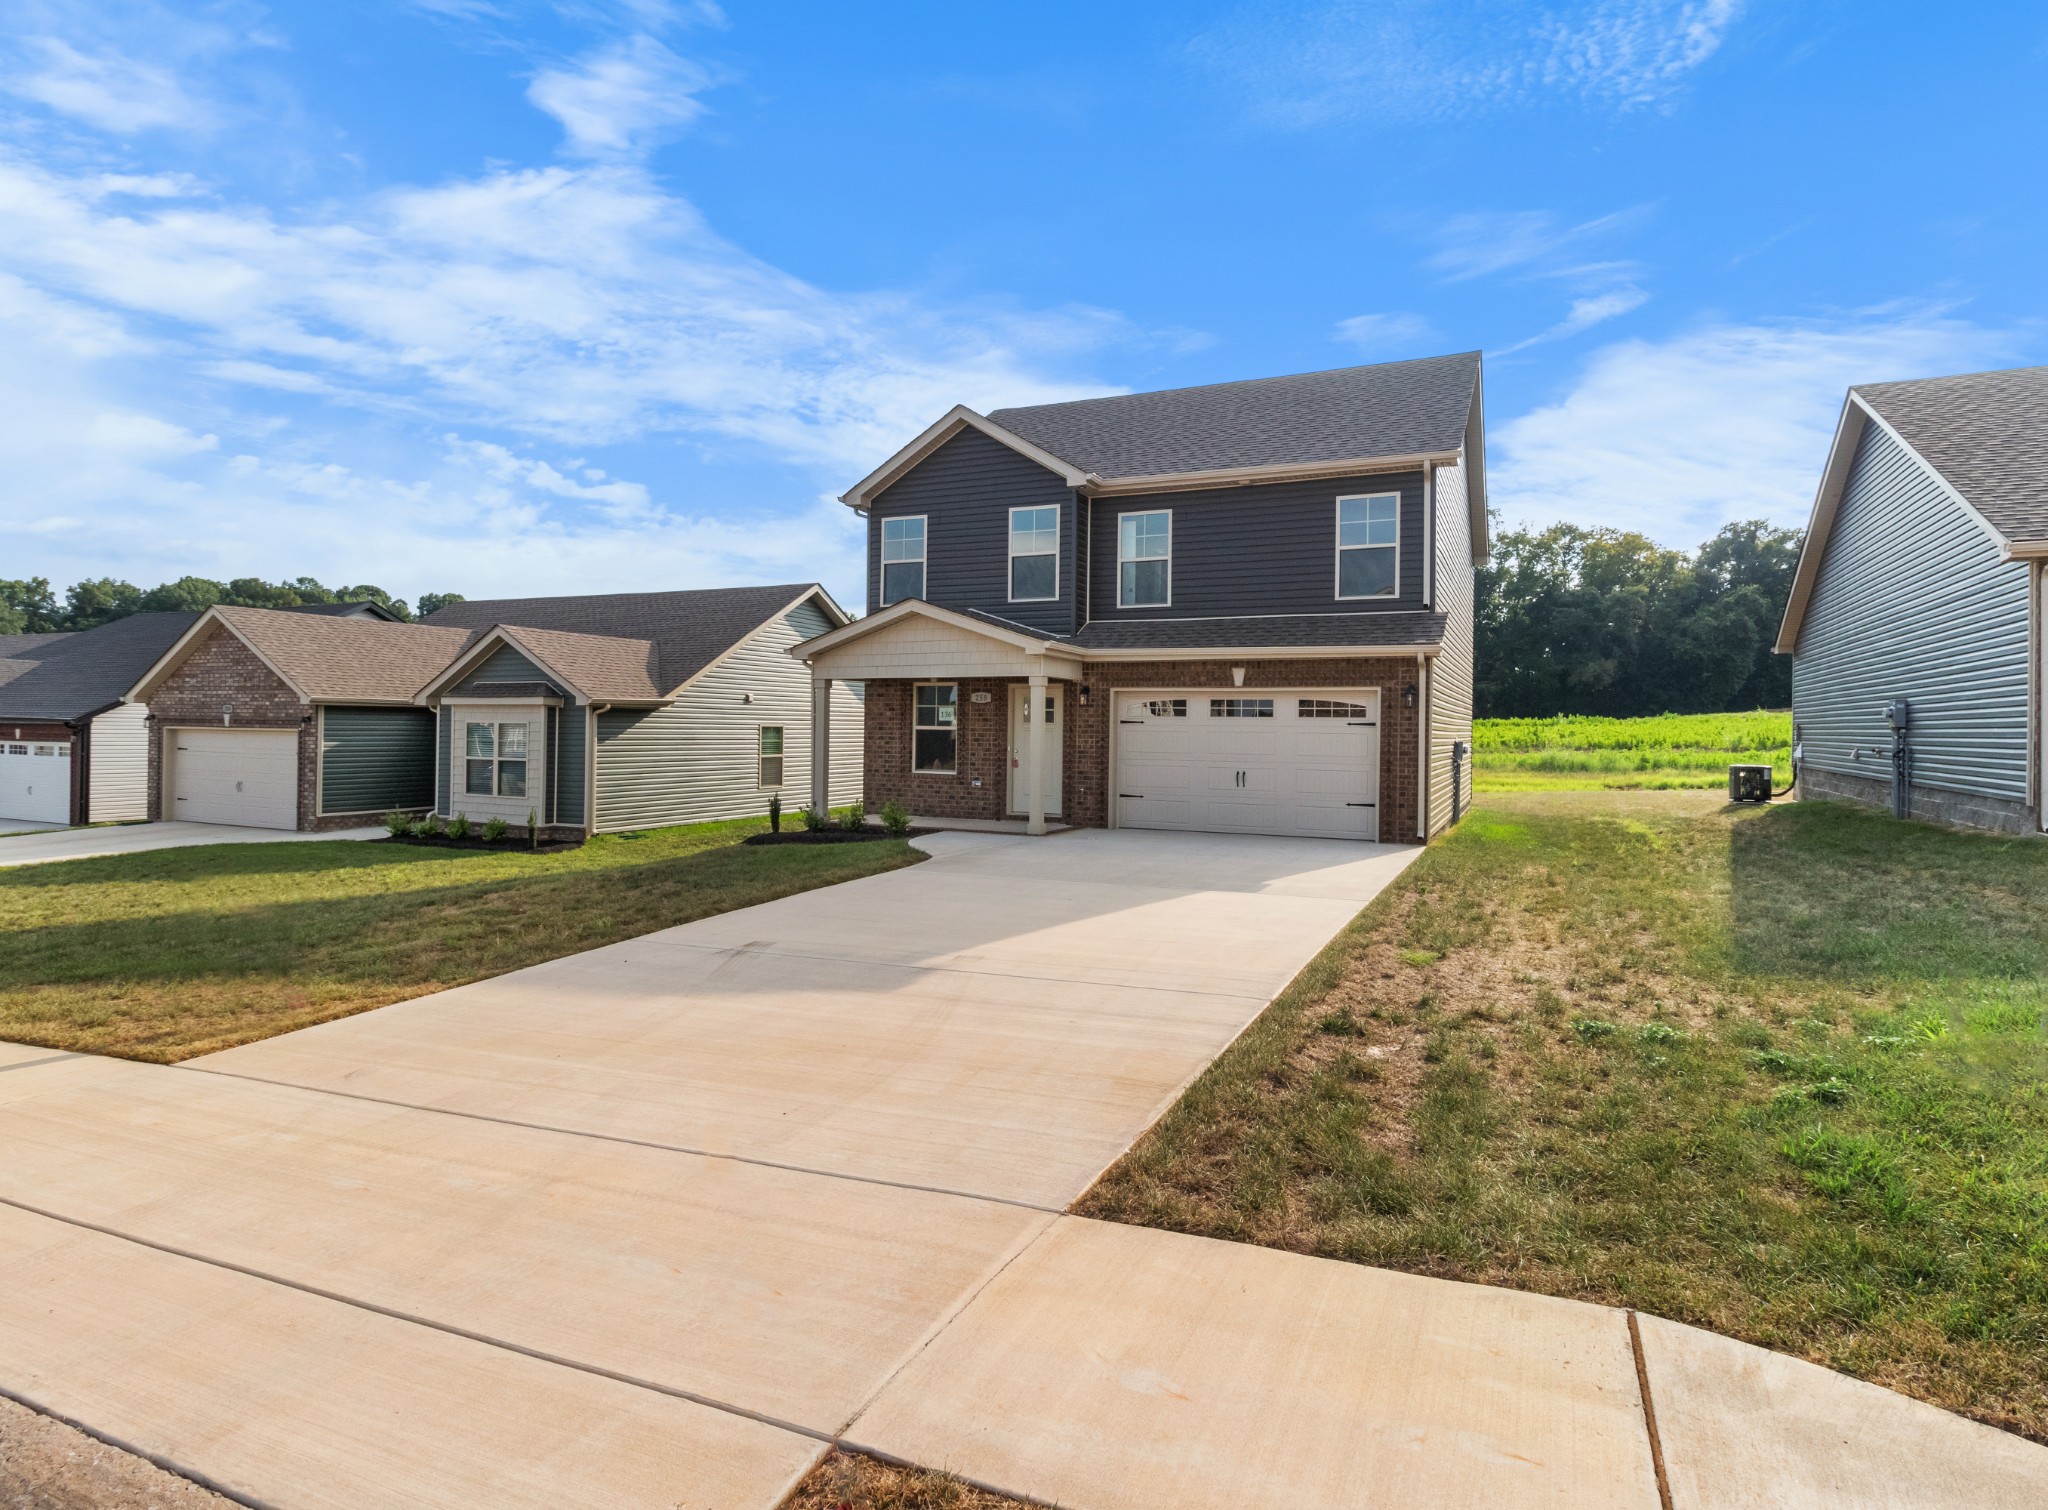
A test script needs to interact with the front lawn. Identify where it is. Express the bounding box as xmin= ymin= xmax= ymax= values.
xmin=1079 ymin=790 xmax=2048 ymax=1440
xmin=0 ymin=819 xmax=921 ymax=1061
